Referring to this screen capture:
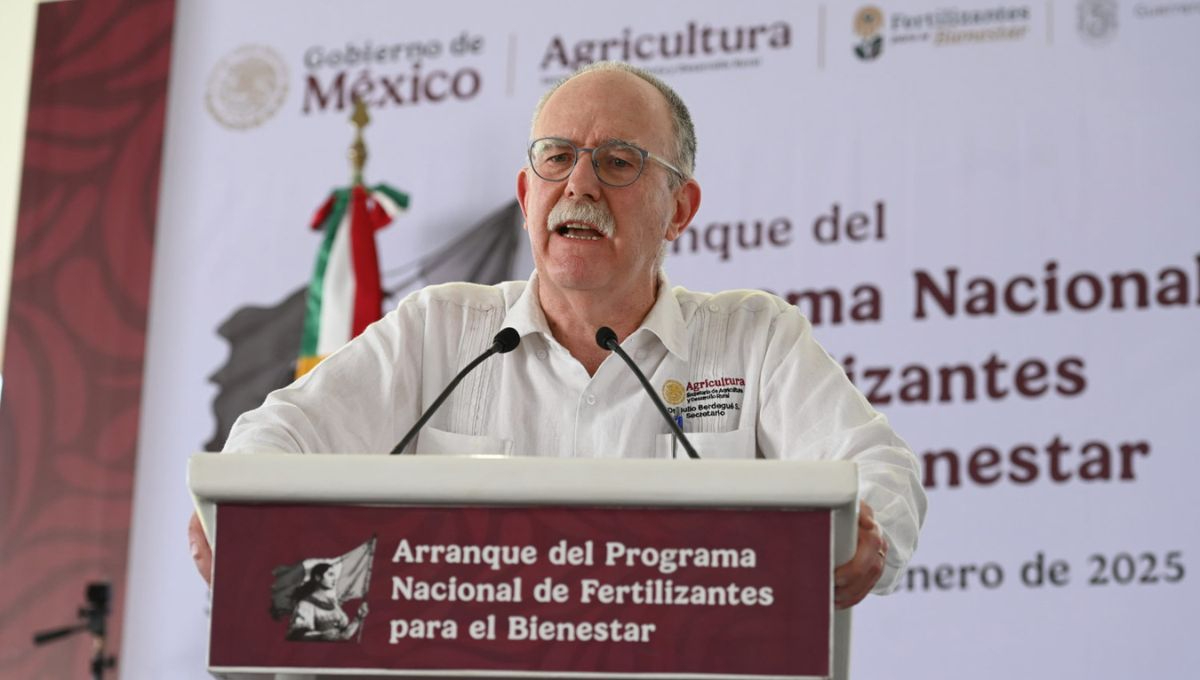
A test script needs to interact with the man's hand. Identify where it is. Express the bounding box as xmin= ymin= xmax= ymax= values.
xmin=188 ymin=511 xmax=214 ymax=587
xmin=834 ymin=500 xmax=887 ymax=609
